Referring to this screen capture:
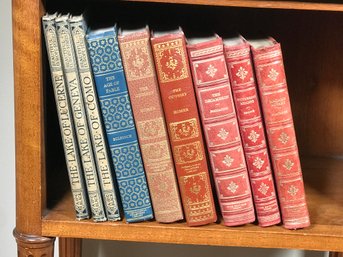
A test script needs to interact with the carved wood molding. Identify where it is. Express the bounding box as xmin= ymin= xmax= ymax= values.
xmin=59 ymin=238 xmax=82 ymax=257
xmin=13 ymin=229 xmax=55 ymax=257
